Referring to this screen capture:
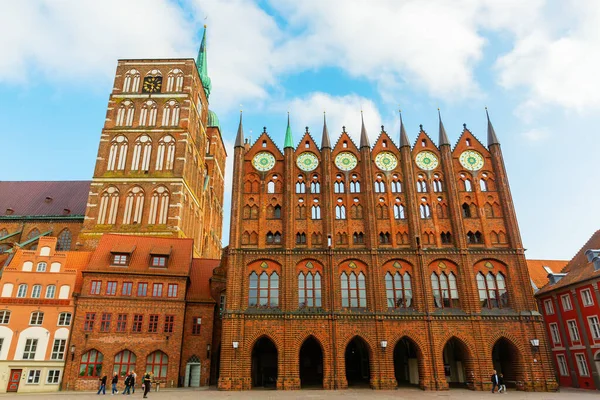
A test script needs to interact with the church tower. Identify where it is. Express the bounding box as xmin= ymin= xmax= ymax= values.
xmin=79 ymin=26 xmax=225 ymax=258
